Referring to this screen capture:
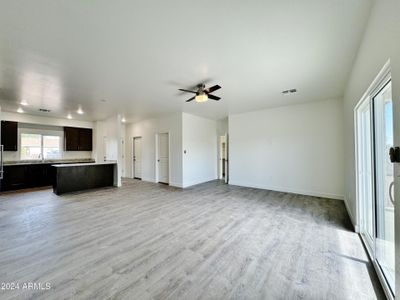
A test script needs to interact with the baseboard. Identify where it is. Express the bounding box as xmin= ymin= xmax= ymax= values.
xmin=343 ymin=198 xmax=358 ymax=232
xmin=228 ymin=180 xmax=344 ymax=200
xmin=182 ymin=177 xmax=218 ymax=188
xmin=139 ymin=176 xmax=183 ymax=188
xmin=169 ymin=182 xmax=183 ymax=188
xmin=141 ymin=177 xmax=156 ymax=183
